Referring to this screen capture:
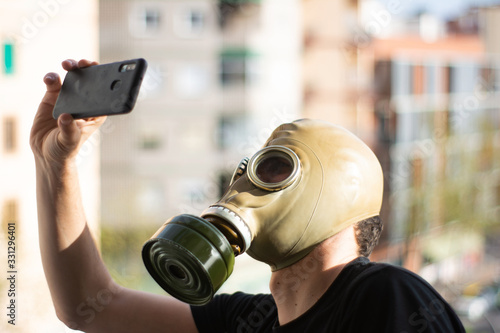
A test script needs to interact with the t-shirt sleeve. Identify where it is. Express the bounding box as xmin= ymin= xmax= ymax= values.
xmin=190 ymin=292 xmax=277 ymax=333
xmin=339 ymin=265 xmax=465 ymax=333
